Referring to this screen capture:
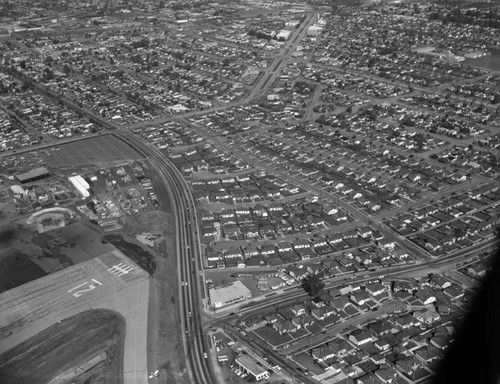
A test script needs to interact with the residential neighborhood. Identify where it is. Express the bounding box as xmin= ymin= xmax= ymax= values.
xmin=0 ymin=1 xmax=499 ymax=384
